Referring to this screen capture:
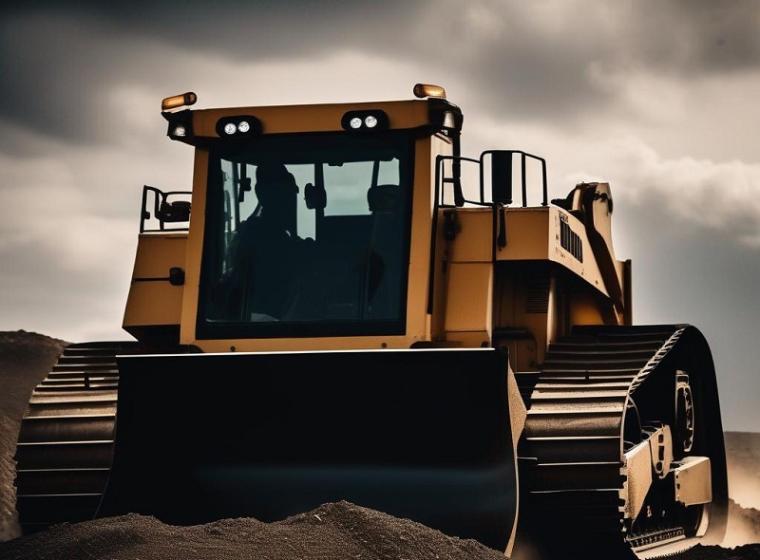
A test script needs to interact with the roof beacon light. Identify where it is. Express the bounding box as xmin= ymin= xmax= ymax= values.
xmin=161 ymin=92 xmax=198 ymax=111
xmin=413 ymin=83 xmax=446 ymax=99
